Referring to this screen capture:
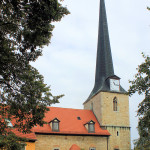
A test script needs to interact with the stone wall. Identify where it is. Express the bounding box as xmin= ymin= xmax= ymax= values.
xmin=84 ymin=91 xmax=131 ymax=150
xmin=84 ymin=92 xmax=130 ymax=126
xmin=107 ymin=127 xmax=131 ymax=150
xmin=35 ymin=134 xmax=108 ymax=150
